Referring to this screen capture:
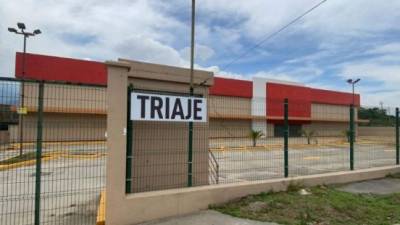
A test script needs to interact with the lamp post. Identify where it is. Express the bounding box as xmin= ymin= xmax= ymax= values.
xmin=187 ymin=0 xmax=195 ymax=187
xmin=347 ymin=78 xmax=360 ymax=160
xmin=347 ymin=78 xmax=360 ymax=106
xmin=8 ymin=22 xmax=41 ymax=156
